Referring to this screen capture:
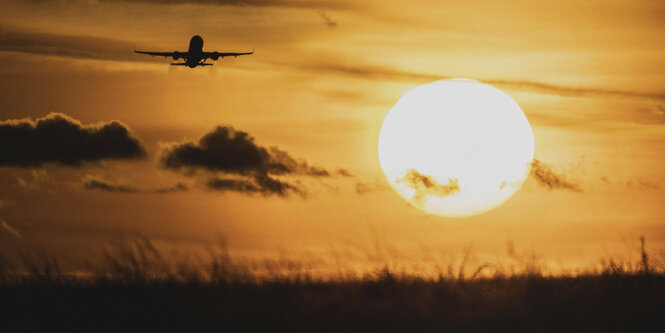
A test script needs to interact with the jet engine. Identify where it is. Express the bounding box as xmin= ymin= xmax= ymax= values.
xmin=172 ymin=51 xmax=180 ymax=60
xmin=210 ymin=53 xmax=219 ymax=61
